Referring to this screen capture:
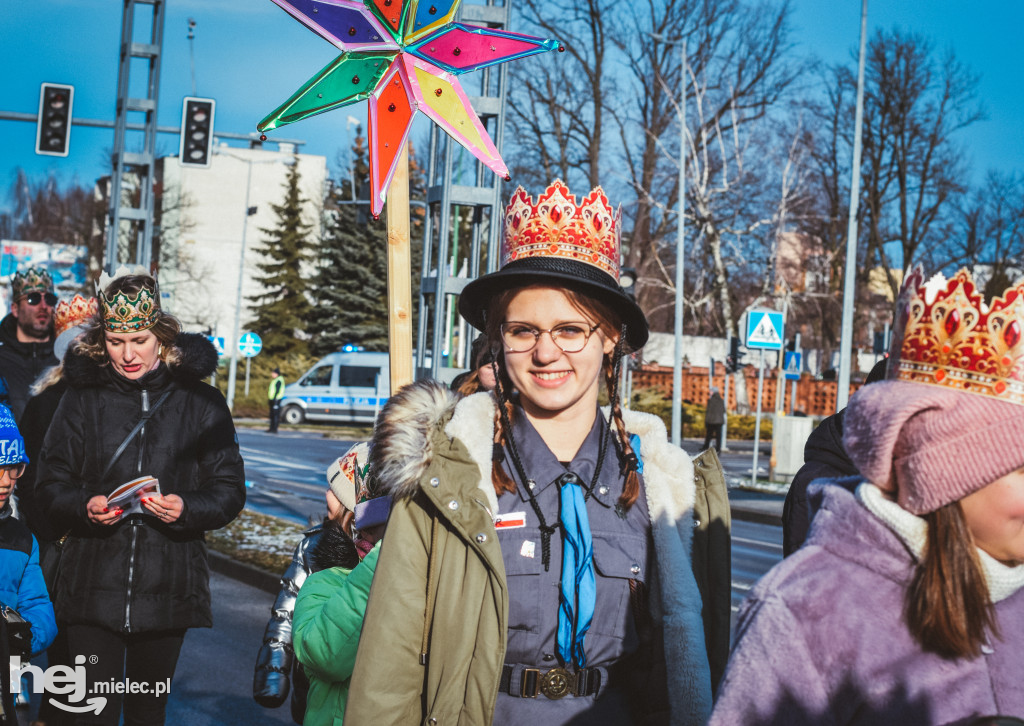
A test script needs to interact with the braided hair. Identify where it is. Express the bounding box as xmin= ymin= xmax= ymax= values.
xmin=484 ymin=285 xmax=642 ymax=512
